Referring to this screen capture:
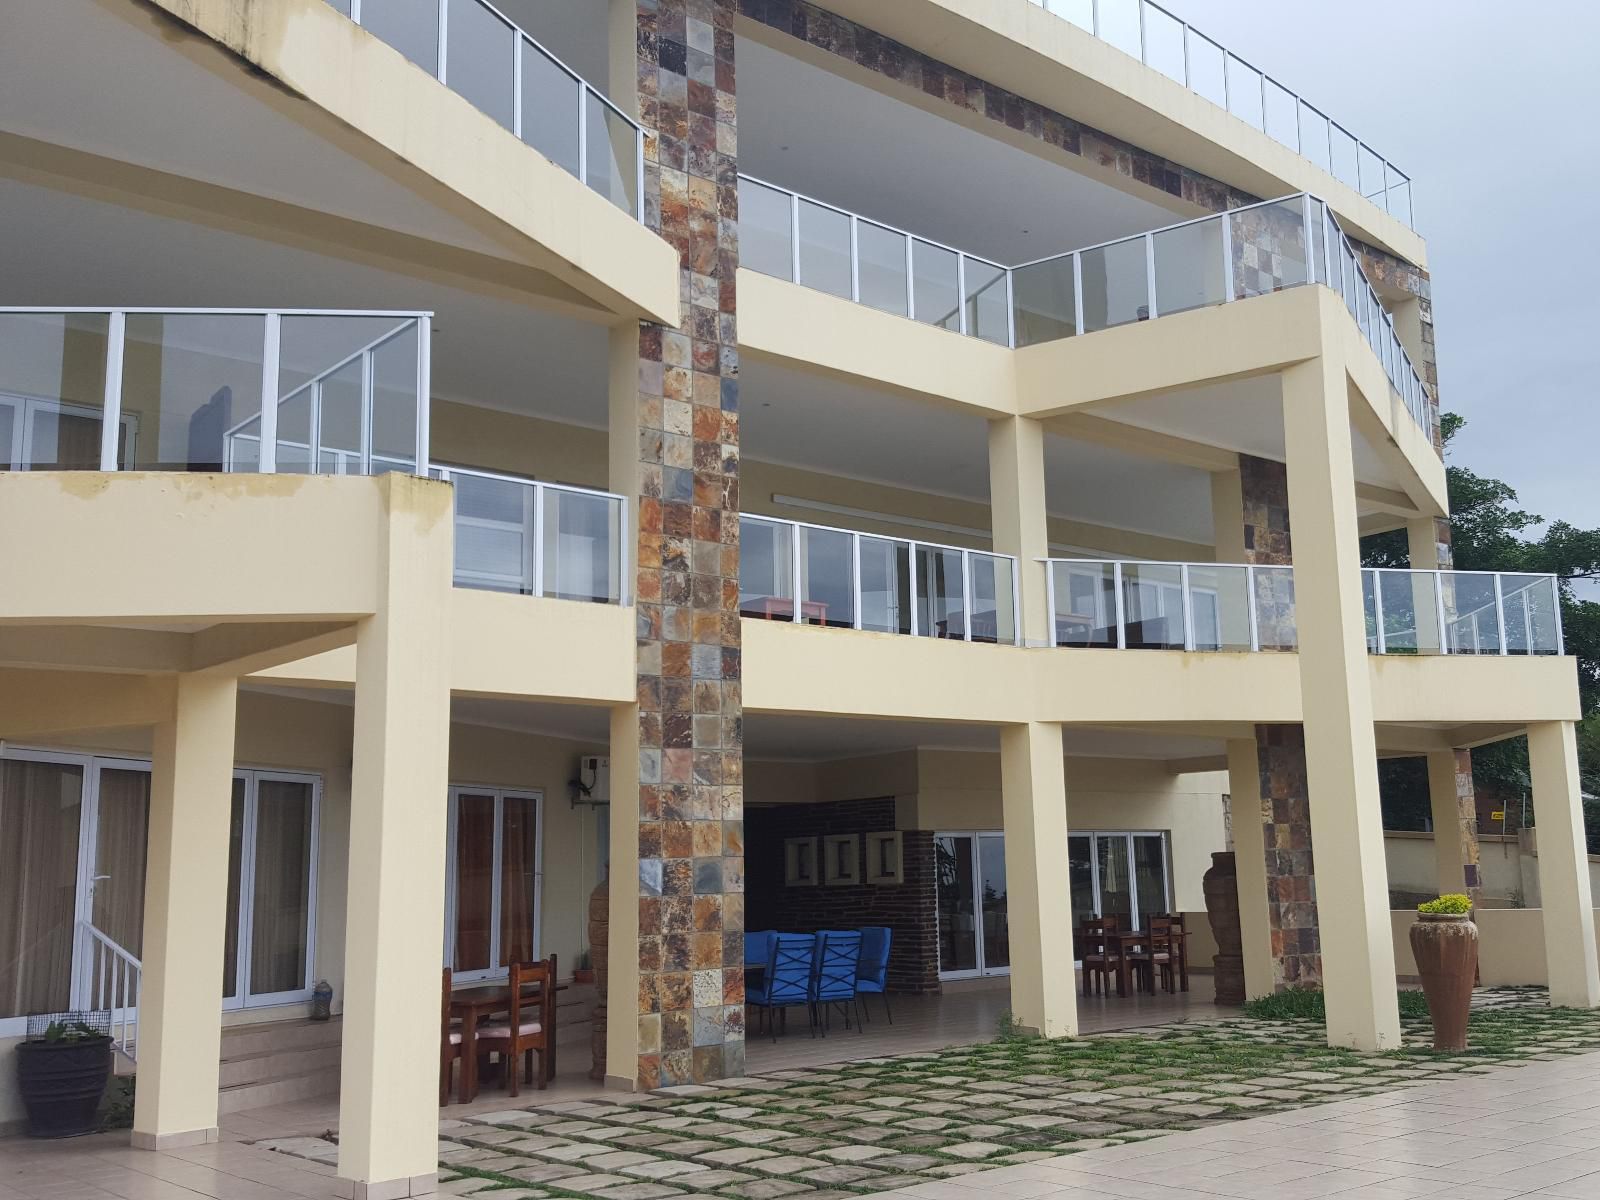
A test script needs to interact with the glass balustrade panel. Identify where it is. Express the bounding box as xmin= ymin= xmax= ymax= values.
xmin=1080 ymin=237 xmax=1149 ymax=331
xmin=452 ymin=473 xmax=536 ymax=593
xmin=1143 ymin=4 xmax=1187 ymax=84
xmin=797 ymin=525 xmax=854 ymax=629
xmin=361 ymin=0 xmax=439 ymax=74
xmin=914 ymin=545 xmax=966 ymax=639
xmin=1262 ymin=78 xmax=1299 ymax=150
xmin=0 ymin=313 xmax=111 ymax=471
xmin=1011 ymin=257 xmax=1077 ymax=347
xmin=859 ymin=536 xmax=912 ymax=635
xmin=1186 ymin=565 xmax=1251 ymax=652
xmin=1050 ymin=561 xmax=1116 ymax=648
xmin=1120 ymin=563 xmax=1185 ymax=650
xmin=1226 ymin=58 xmax=1265 ymax=128
xmin=1253 ymin=566 xmax=1297 ymax=650
xmin=447 ymin=0 xmax=515 ymax=130
xmin=1374 ymin=569 xmax=1443 ymax=655
xmin=968 ymin=553 xmax=1016 ymax=645
xmin=370 ymin=322 xmax=419 ymax=474
xmin=586 ymin=91 xmax=639 ymax=214
xmin=912 ymin=240 xmax=961 ymax=331
xmin=543 ymin=487 xmax=621 ymax=604
xmin=739 ymin=178 xmax=794 ymax=280
xmin=123 ymin=313 xmax=264 ymax=472
xmin=1440 ymin=571 xmax=1502 ymax=655
xmin=1042 ymin=0 xmax=1093 ymax=32
xmin=521 ymin=40 xmax=581 ymax=177
xmin=964 ymin=260 xmax=1011 ymax=346
xmin=856 ymin=221 xmax=909 ymax=317
xmin=796 ymin=201 xmax=852 ymax=299
xmin=1153 ymin=217 xmax=1226 ymax=317
xmin=1096 ymin=0 xmax=1141 ymax=56
xmin=1187 ymin=34 xmax=1226 ymax=107
xmin=739 ymin=517 xmax=794 ymax=620
xmin=1230 ymin=198 xmax=1309 ymax=300
xmin=1498 ymin=574 xmax=1560 ymax=656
